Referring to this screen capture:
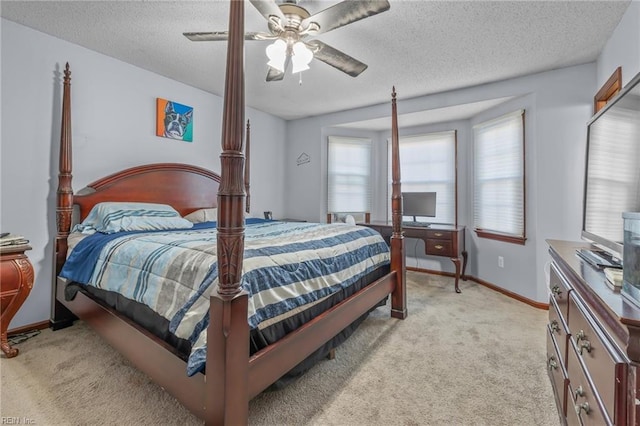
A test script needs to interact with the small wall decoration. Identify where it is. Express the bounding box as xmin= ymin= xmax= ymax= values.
xmin=156 ymin=98 xmax=193 ymax=142
xmin=297 ymin=152 xmax=310 ymax=166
